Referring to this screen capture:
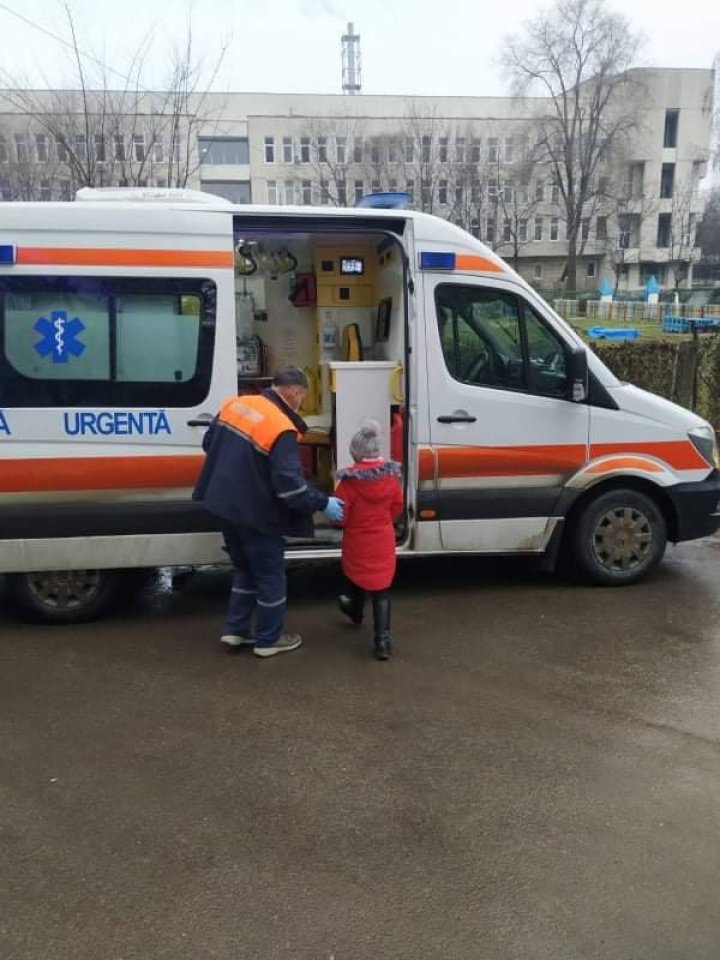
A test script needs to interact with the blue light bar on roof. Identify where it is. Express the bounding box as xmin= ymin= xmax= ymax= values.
xmin=357 ymin=192 xmax=411 ymax=209
xmin=420 ymin=251 xmax=455 ymax=270
xmin=0 ymin=244 xmax=16 ymax=265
